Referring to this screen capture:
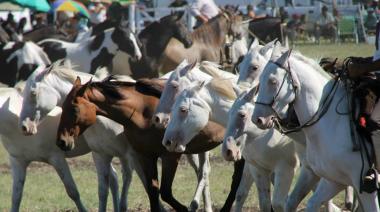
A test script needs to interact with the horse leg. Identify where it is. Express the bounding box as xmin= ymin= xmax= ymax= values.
xmin=189 ymin=152 xmax=211 ymax=212
xmin=9 ymin=156 xmax=29 ymax=212
xmin=356 ymin=190 xmax=379 ymax=212
xmin=344 ymin=186 xmax=354 ymax=211
xmin=186 ymin=154 xmax=200 ymax=173
xmin=136 ymin=154 xmax=161 ymax=212
xmin=92 ymin=152 xmax=119 ymax=212
xmin=119 ymin=158 xmax=134 ymax=212
xmin=286 ymin=166 xmax=319 ymax=212
xmin=160 ymin=153 xmax=188 ymax=211
xmin=48 ymin=156 xmax=87 ymax=212
xmin=234 ymin=163 xmax=254 ymax=212
xmin=306 ymin=178 xmax=344 ymax=212
xmin=273 ymin=163 xmax=296 ymax=212
xmin=201 ymin=152 xmax=212 ymax=212
xmin=220 ymin=158 xmax=245 ymax=212
xmin=251 ymin=166 xmax=272 ymax=212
